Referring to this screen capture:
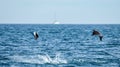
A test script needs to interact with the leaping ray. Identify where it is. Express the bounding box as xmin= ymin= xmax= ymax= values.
xmin=33 ymin=32 xmax=39 ymax=40
xmin=92 ymin=29 xmax=103 ymax=41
